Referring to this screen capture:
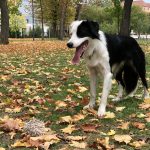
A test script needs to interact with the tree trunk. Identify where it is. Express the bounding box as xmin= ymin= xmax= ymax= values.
xmin=119 ymin=0 xmax=133 ymax=36
xmin=59 ymin=0 xmax=66 ymax=40
xmin=0 ymin=0 xmax=9 ymax=44
xmin=75 ymin=3 xmax=82 ymax=20
xmin=40 ymin=0 xmax=44 ymax=40
xmin=31 ymin=0 xmax=35 ymax=41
